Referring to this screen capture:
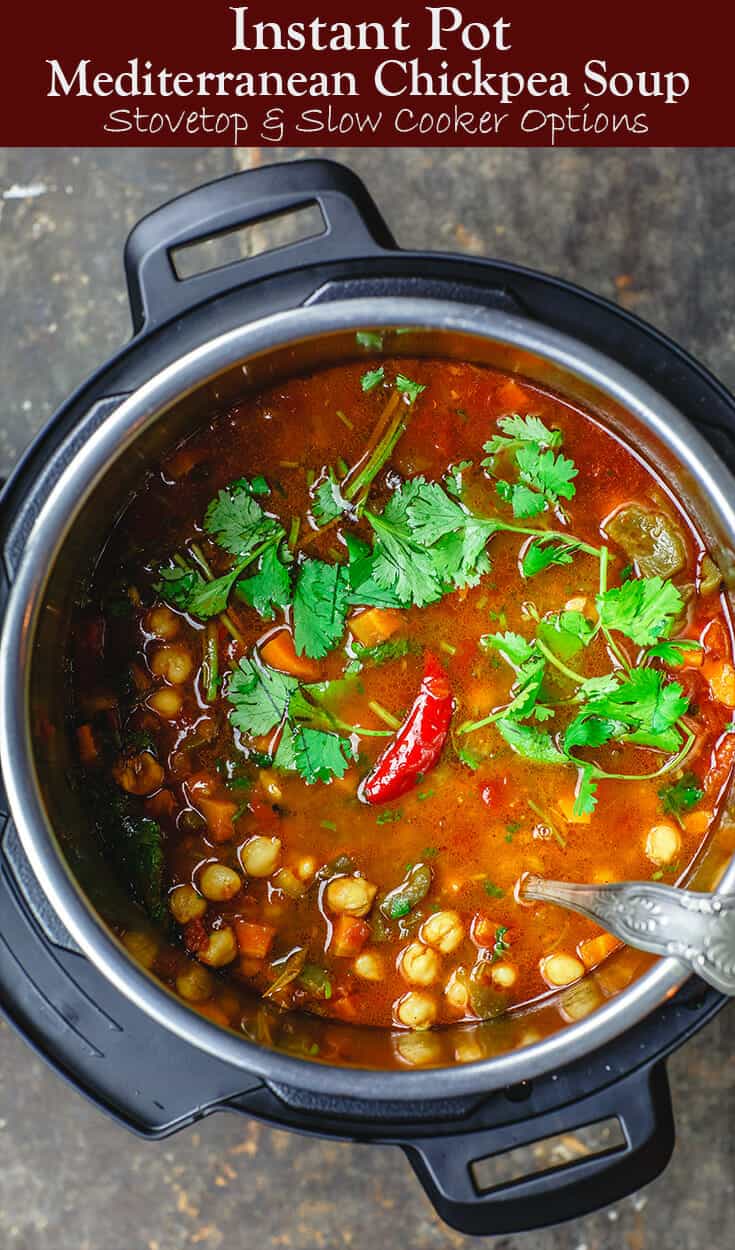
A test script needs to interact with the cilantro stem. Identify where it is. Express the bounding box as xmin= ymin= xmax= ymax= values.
xmin=368 ymin=699 xmax=403 ymax=730
xmin=599 ymin=545 xmax=609 ymax=596
xmin=494 ymin=523 xmax=604 ymax=561
xmin=571 ymin=725 xmax=696 ymax=784
xmin=203 ymin=622 xmax=219 ymax=702
xmin=174 ymin=551 xmax=244 ymax=643
xmin=534 ymin=637 xmax=586 ymax=684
